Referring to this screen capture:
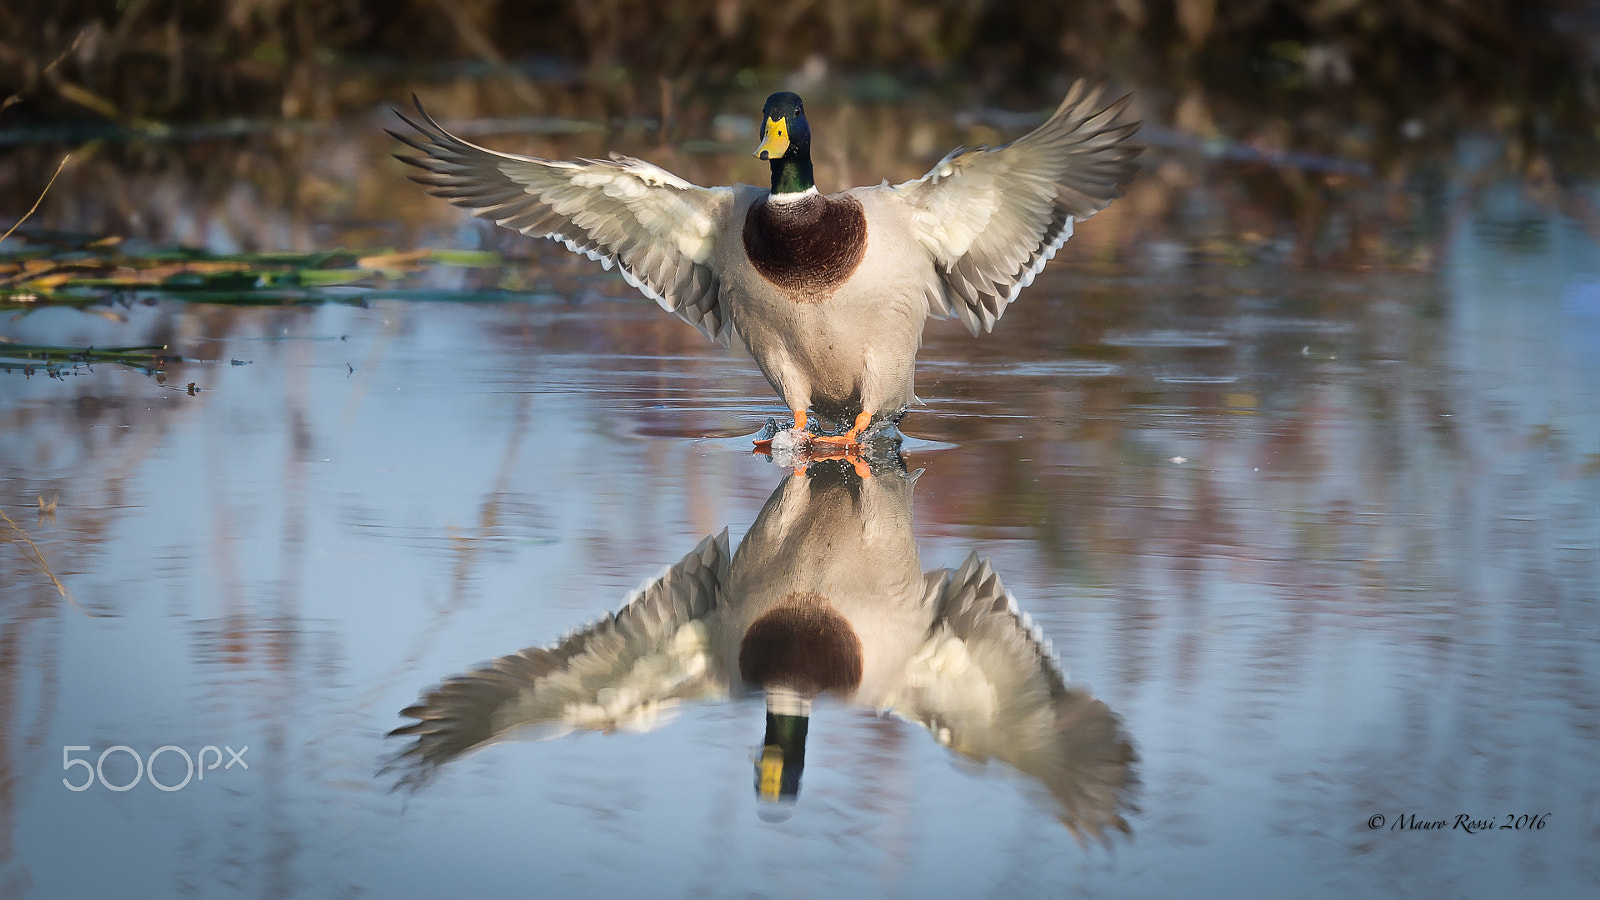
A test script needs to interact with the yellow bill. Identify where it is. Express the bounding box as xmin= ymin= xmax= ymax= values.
xmin=754 ymin=117 xmax=789 ymax=160
xmin=758 ymin=745 xmax=784 ymax=798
